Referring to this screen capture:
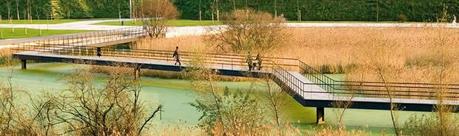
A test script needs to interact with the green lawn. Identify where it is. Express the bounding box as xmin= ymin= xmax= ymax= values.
xmin=96 ymin=19 xmax=223 ymax=26
xmin=0 ymin=28 xmax=89 ymax=39
xmin=0 ymin=19 xmax=79 ymax=24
